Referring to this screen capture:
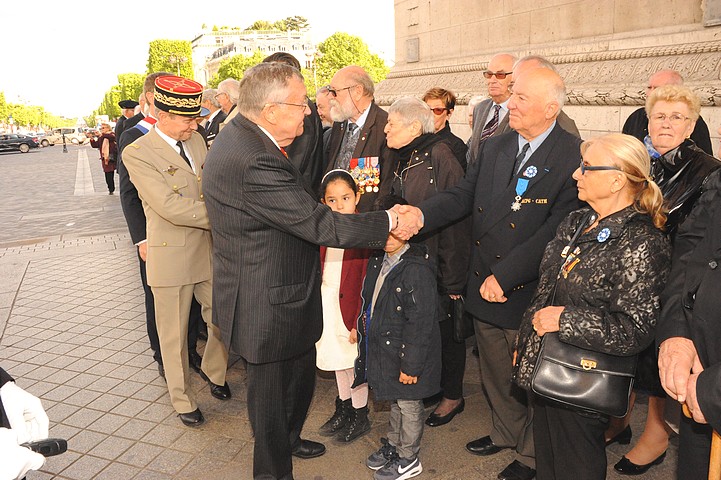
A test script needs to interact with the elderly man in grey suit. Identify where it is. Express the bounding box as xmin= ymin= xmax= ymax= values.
xmin=203 ymin=62 xmax=420 ymax=480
